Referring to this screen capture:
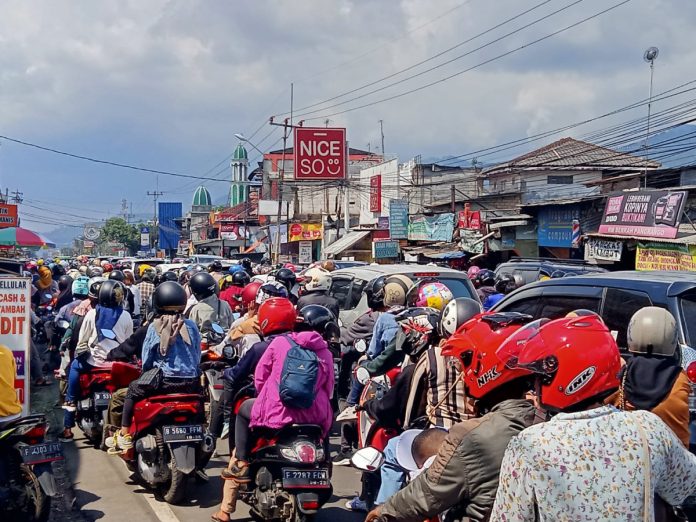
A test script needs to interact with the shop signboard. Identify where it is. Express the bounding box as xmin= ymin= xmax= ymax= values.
xmin=288 ymin=223 xmax=323 ymax=242
xmin=0 ymin=277 xmax=31 ymax=415
xmin=584 ymin=238 xmax=623 ymax=262
xmin=389 ymin=200 xmax=409 ymax=239
xmin=370 ymin=175 xmax=382 ymax=212
xmin=220 ymin=223 xmax=250 ymax=241
xmin=377 ymin=216 xmax=390 ymax=230
xmin=599 ymin=190 xmax=687 ymax=239
xmin=298 ymin=241 xmax=313 ymax=265
xmin=294 ymin=127 xmax=347 ymax=180
xmin=373 ymin=240 xmax=400 ymax=259
xmin=408 ymin=213 xmax=454 ymax=242
xmin=538 ymin=205 xmax=580 ymax=247
xmin=140 ymin=226 xmax=150 ymax=249
xmin=457 ymin=209 xmax=481 ymax=230
xmin=636 ymin=242 xmax=696 ymax=271
xmin=0 ymin=203 xmax=18 ymax=228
